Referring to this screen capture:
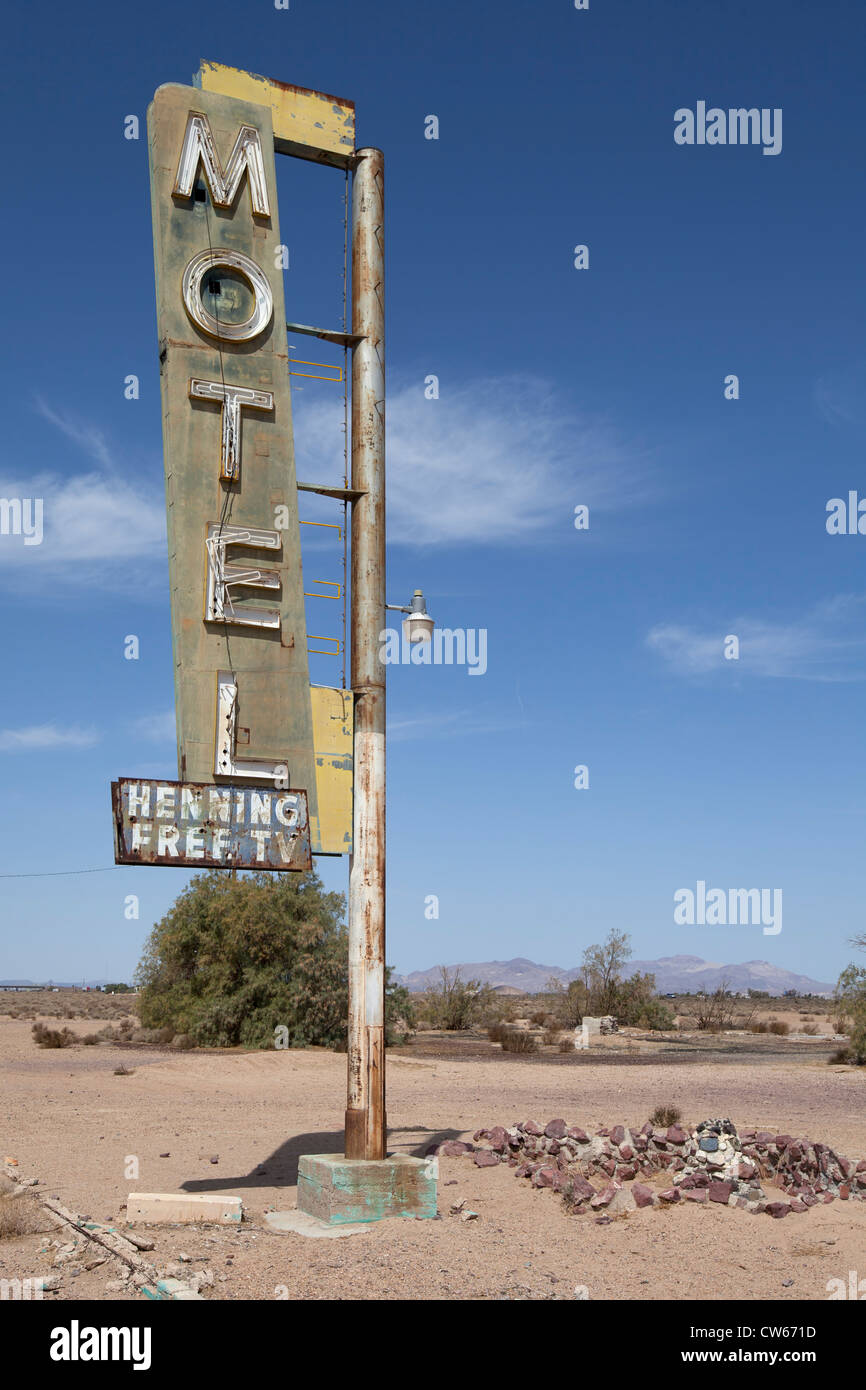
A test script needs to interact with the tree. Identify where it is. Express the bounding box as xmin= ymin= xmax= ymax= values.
xmin=582 ymin=930 xmax=632 ymax=1015
xmin=834 ymin=961 xmax=866 ymax=1064
xmin=424 ymin=967 xmax=494 ymax=1030
xmin=135 ymin=869 xmax=409 ymax=1051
